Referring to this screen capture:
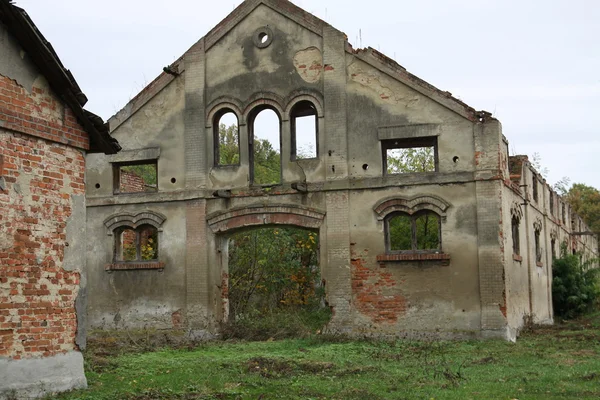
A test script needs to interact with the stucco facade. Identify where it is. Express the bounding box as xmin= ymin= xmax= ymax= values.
xmin=85 ymin=0 xmax=597 ymax=341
